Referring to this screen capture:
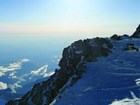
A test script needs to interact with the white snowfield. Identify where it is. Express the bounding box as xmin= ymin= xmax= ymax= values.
xmin=51 ymin=38 xmax=140 ymax=105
